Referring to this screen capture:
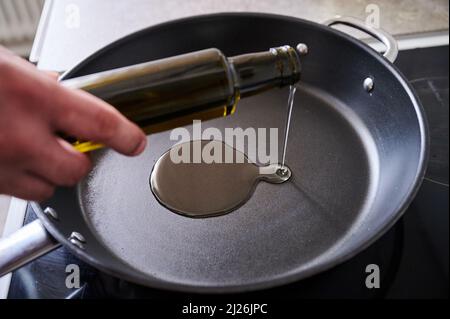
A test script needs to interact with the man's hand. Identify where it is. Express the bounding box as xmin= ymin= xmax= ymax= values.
xmin=0 ymin=47 xmax=147 ymax=201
